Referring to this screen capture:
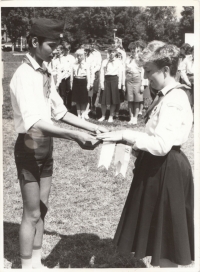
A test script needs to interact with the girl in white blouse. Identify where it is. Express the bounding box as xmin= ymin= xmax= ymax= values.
xmin=71 ymin=48 xmax=91 ymax=119
xmin=98 ymin=42 xmax=194 ymax=268
xmin=99 ymin=46 xmax=122 ymax=123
